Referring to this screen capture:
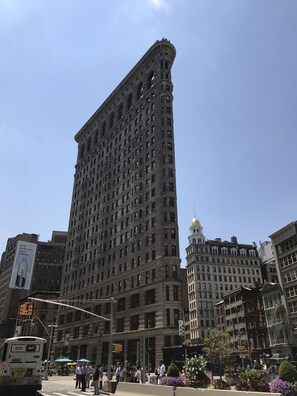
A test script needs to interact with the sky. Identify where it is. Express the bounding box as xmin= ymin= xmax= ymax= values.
xmin=1 ymin=0 xmax=296 ymax=267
